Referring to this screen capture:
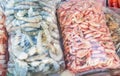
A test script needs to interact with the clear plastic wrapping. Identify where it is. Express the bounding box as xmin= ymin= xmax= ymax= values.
xmin=107 ymin=7 xmax=120 ymax=15
xmin=104 ymin=7 xmax=120 ymax=57
xmin=0 ymin=9 xmax=8 ymax=76
xmin=3 ymin=0 xmax=64 ymax=76
xmin=63 ymin=0 xmax=106 ymax=6
xmin=57 ymin=0 xmax=120 ymax=75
